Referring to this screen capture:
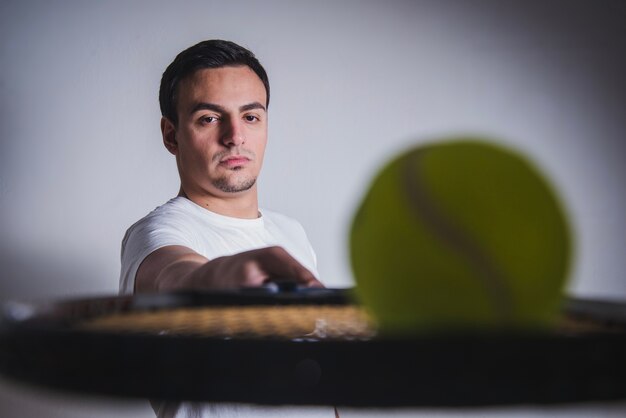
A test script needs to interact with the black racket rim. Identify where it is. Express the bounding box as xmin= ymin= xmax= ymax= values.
xmin=1 ymin=290 xmax=625 ymax=407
